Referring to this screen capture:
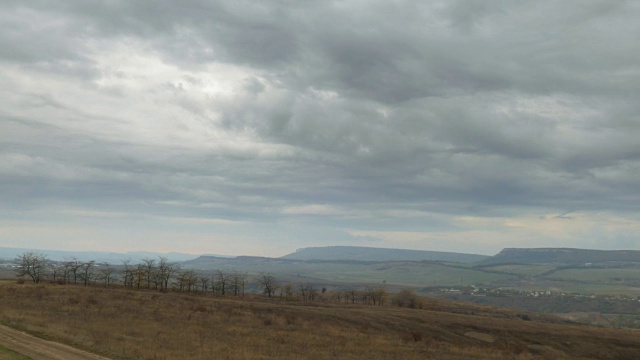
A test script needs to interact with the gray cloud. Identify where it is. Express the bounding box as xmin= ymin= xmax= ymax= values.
xmin=1 ymin=0 xmax=639 ymax=255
